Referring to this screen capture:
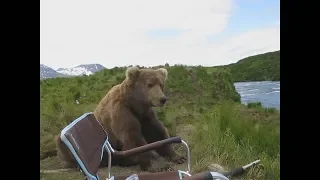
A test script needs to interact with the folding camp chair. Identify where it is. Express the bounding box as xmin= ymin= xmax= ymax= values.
xmin=60 ymin=112 xmax=192 ymax=180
